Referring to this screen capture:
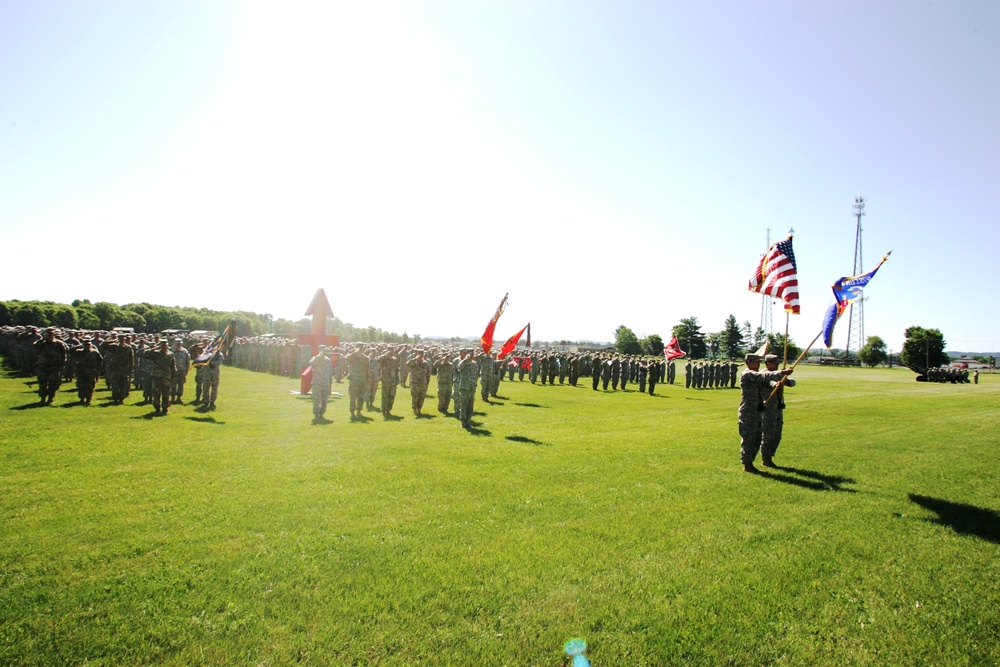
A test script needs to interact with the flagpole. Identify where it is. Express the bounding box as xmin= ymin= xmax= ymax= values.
xmin=764 ymin=329 xmax=823 ymax=406
xmin=783 ymin=314 xmax=790 ymax=368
